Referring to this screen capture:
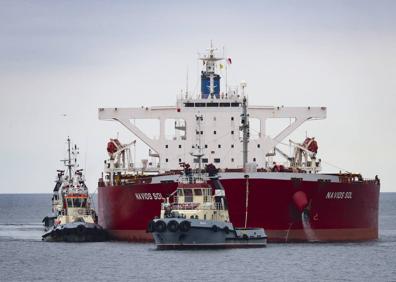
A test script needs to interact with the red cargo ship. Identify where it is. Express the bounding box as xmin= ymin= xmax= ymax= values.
xmin=98 ymin=45 xmax=380 ymax=242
